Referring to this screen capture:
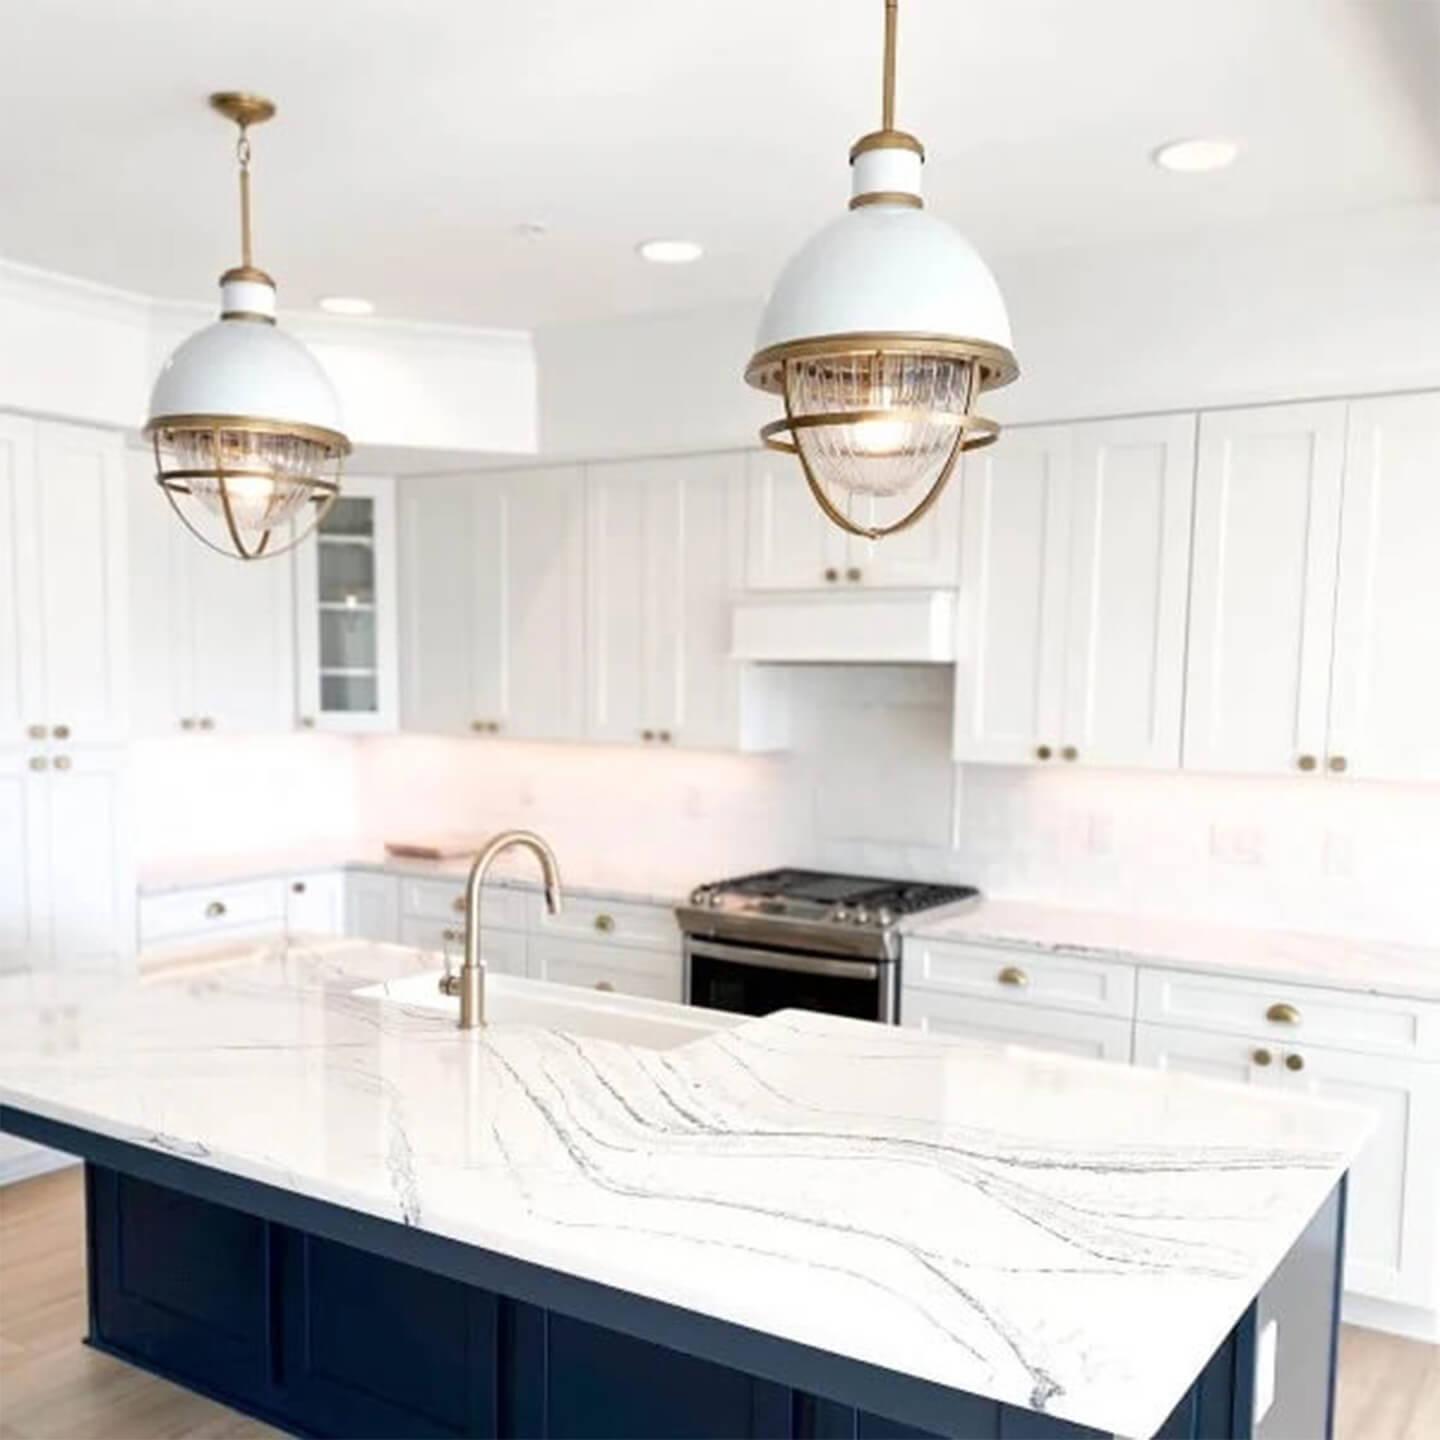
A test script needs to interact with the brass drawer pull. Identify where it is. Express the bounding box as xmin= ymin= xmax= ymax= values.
xmin=52 ymin=756 xmax=71 ymax=772
xmin=845 ymin=566 xmax=862 ymax=583
xmin=594 ymin=980 xmax=615 ymax=993
xmin=180 ymin=717 xmax=196 ymax=731
xmin=997 ymin=965 xmax=1028 ymax=988
xmin=640 ymin=728 xmax=655 ymax=742
xmin=1327 ymin=755 xmax=1348 ymax=774
xmin=1034 ymin=745 xmax=1052 ymax=761
xmin=26 ymin=723 xmax=47 ymax=740
xmin=823 ymin=567 xmax=839 ymax=583
xmin=594 ymin=914 xmax=616 ymax=934
xmin=205 ymin=901 xmax=227 ymax=919
xmin=53 ymin=724 xmax=70 ymax=740
xmin=1285 ymin=1052 xmax=1305 ymax=1073
xmin=1252 ymin=1047 xmax=1273 ymax=1067
xmin=1060 ymin=745 xmax=1078 ymax=762
xmin=657 ymin=729 xmax=673 ymax=744
xmin=1266 ymin=1002 xmax=1301 ymax=1026
xmin=291 ymin=881 xmax=306 ymax=894
xmin=300 ymin=716 xmax=316 ymax=729
xmin=198 ymin=716 xmax=215 ymax=731
xmin=28 ymin=756 xmax=48 ymax=772
xmin=1297 ymin=754 xmax=1317 ymax=772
